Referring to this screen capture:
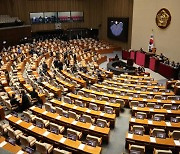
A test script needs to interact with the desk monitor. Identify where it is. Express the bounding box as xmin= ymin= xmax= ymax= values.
xmin=79 ymin=116 xmax=86 ymax=123
xmin=51 ymin=127 xmax=58 ymax=134
xmin=138 ymin=103 xmax=145 ymax=108
xmin=134 ymin=129 xmax=143 ymax=136
xmin=24 ymin=117 xmax=30 ymax=123
xmin=6 ymin=137 xmax=16 ymax=146
xmin=130 ymin=150 xmax=141 ymax=154
xmin=36 ymin=121 xmax=43 ymax=128
xmin=136 ymin=114 xmax=144 ymax=119
xmin=171 ymin=105 xmax=178 ymax=110
xmin=156 ymin=132 xmax=166 ymax=139
xmin=87 ymin=139 xmax=97 ymax=147
xmin=67 ymin=133 xmax=77 ymax=141
xmin=24 ymin=146 xmax=34 ymax=154
xmin=97 ymin=122 xmax=105 ymax=128
xmin=106 ymin=109 xmax=113 ymax=114
xmin=63 ymin=112 xmax=69 ymax=118
xmin=154 ymin=116 xmax=161 ymax=121
xmin=154 ymin=104 xmax=161 ymax=109
xmin=170 ymin=117 xmax=179 ymax=123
